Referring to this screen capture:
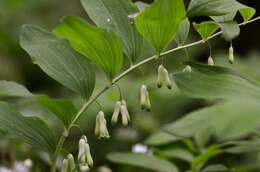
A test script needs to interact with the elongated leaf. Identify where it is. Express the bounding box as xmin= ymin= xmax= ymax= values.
xmin=201 ymin=165 xmax=233 ymax=172
xmin=81 ymin=0 xmax=142 ymax=63
xmin=107 ymin=153 xmax=179 ymax=172
xmin=0 ymin=81 xmax=33 ymax=98
xmin=0 ymin=102 xmax=56 ymax=153
xmin=53 ymin=16 xmax=123 ymax=80
xmin=224 ymin=139 xmax=260 ymax=154
xmin=20 ymin=25 xmax=95 ymax=100
xmin=175 ymin=18 xmax=190 ymax=46
xmin=145 ymin=132 xmax=180 ymax=146
xmin=219 ymin=21 xmax=240 ymax=41
xmin=164 ymin=100 xmax=260 ymax=141
xmin=37 ymin=96 xmax=77 ymax=128
xmin=187 ymin=0 xmax=245 ymax=17
xmin=135 ymin=0 xmax=186 ymax=54
xmin=194 ymin=21 xmax=220 ymax=40
xmin=157 ymin=148 xmax=194 ymax=162
xmin=173 ymin=62 xmax=260 ymax=101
